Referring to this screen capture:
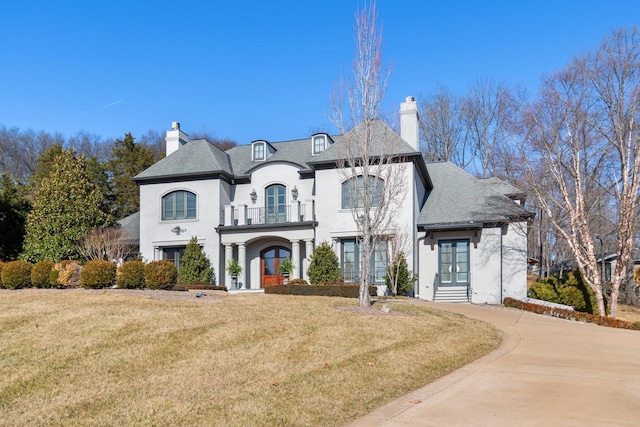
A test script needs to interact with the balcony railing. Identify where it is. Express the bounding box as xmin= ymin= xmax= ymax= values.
xmin=222 ymin=203 xmax=309 ymax=226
